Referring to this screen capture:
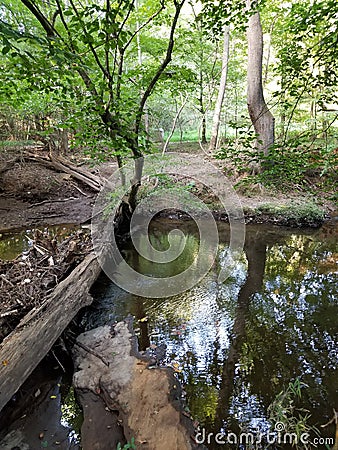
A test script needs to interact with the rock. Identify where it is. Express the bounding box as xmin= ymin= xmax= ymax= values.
xmin=72 ymin=320 xmax=205 ymax=450
xmin=0 ymin=430 xmax=29 ymax=450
